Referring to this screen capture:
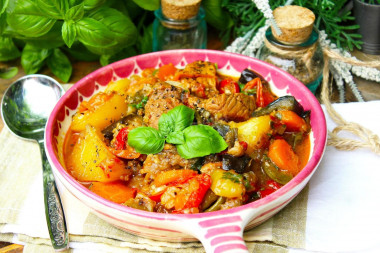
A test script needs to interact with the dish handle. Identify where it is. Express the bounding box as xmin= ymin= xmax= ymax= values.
xmin=178 ymin=208 xmax=256 ymax=253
